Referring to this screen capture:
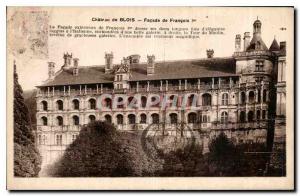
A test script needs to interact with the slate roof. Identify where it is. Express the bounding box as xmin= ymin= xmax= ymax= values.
xmin=39 ymin=57 xmax=238 ymax=87
xmin=269 ymin=38 xmax=280 ymax=51
xmin=246 ymin=34 xmax=269 ymax=51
